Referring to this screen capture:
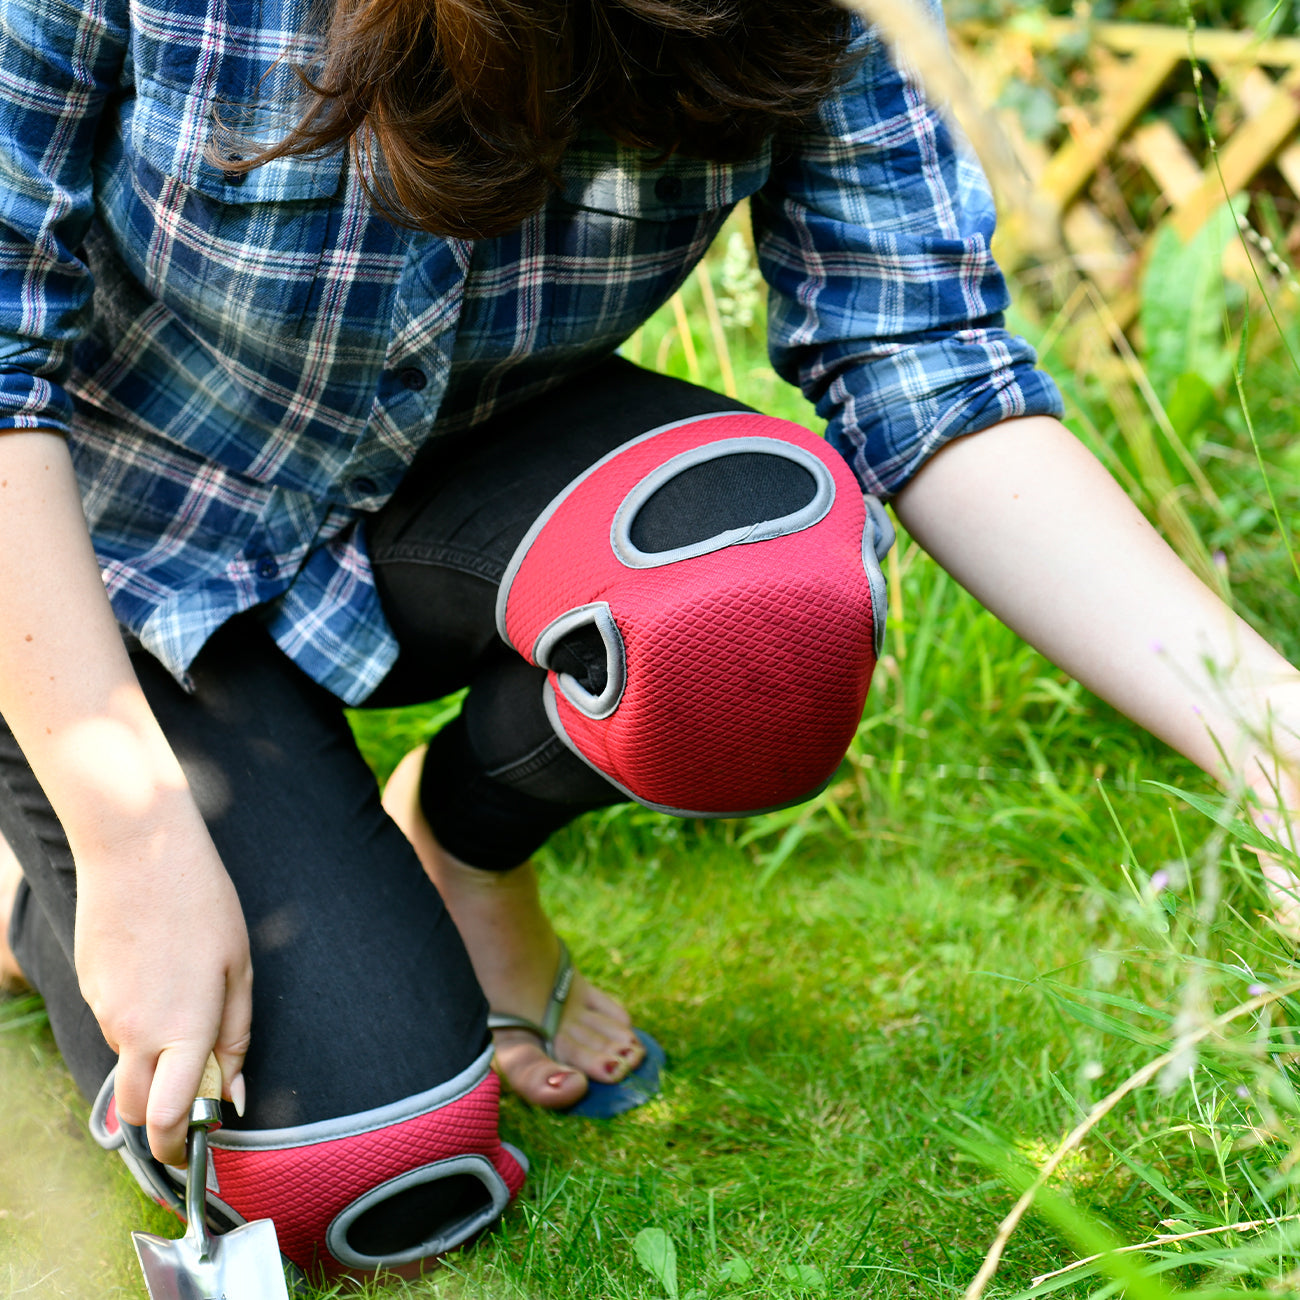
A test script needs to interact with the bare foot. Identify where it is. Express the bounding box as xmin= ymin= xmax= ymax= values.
xmin=0 ymin=832 xmax=28 ymax=992
xmin=382 ymin=746 xmax=645 ymax=1109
